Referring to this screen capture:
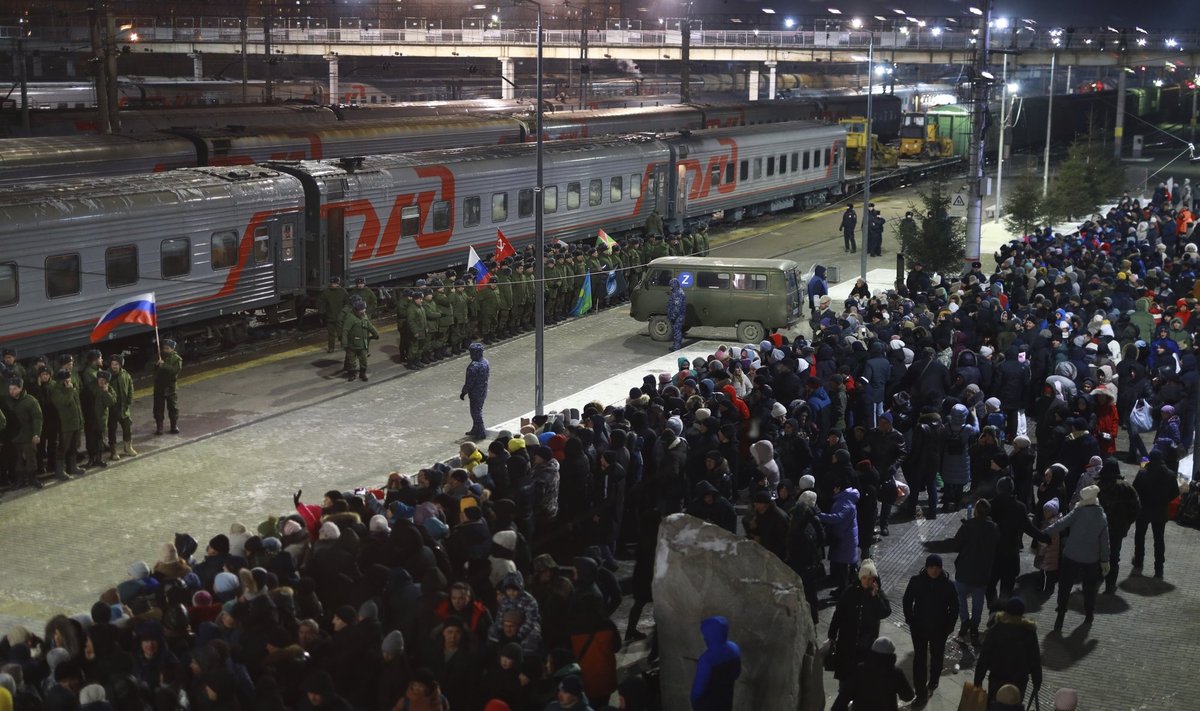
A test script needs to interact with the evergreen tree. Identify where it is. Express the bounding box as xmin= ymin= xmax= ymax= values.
xmin=894 ymin=180 xmax=966 ymax=276
xmin=1003 ymin=172 xmax=1044 ymax=238
xmin=1043 ymin=132 xmax=1126 ymax=222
